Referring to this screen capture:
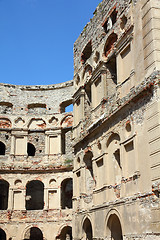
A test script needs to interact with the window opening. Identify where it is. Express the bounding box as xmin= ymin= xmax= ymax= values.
xmin=26 ymin=180 xmax=44 ymax=210
xmin=0 ymin=142 xmax=5 ymax=155
xmin=104 ymin=33 xmax=118 ymax=57
xmin=0 ymin=180 xmax=9 ymax=210
xmin=107 ymin=214 xmax=123 ymax=240
xmin=56 ymin=226 xmax=72 ymax=240
xmin=83 ymin=218 xmax=93 ymax=240
xmin=0 ymin=229 xmax=6 ymax=240
xmin=27 ymin=143 xmax=36 ymax=156
xmin=61 ymin=178 xmax=73 ymax=209
xmin=81 ymin=42 xmax=92 ymax=64
xmin=103 ymin=9 xmax=117 ymax=33
xmin=60 ymin=100 xmax=73 ymax=113
xmin=24 ymin=227 xmax=43 ymax=240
